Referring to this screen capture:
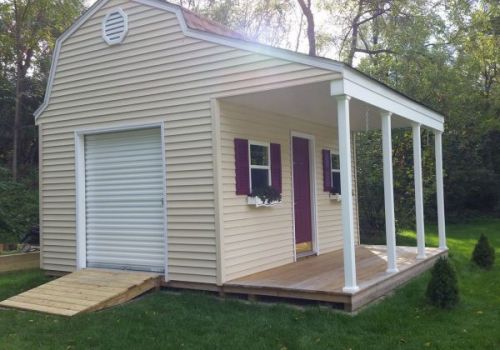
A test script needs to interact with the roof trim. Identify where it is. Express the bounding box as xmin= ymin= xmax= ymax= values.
xmin=332 ymin=74 xmax=444 ymax=131
xmin=34 ymin=0 xmax=109 ymax=121
xmin=35 ymin=0 xmax=445 ymax=128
